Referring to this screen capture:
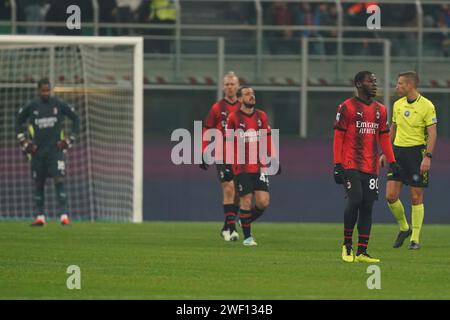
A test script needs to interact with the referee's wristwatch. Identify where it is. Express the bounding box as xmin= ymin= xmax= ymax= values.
xmin=425 ymin=152 xmax=433 ymax=159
